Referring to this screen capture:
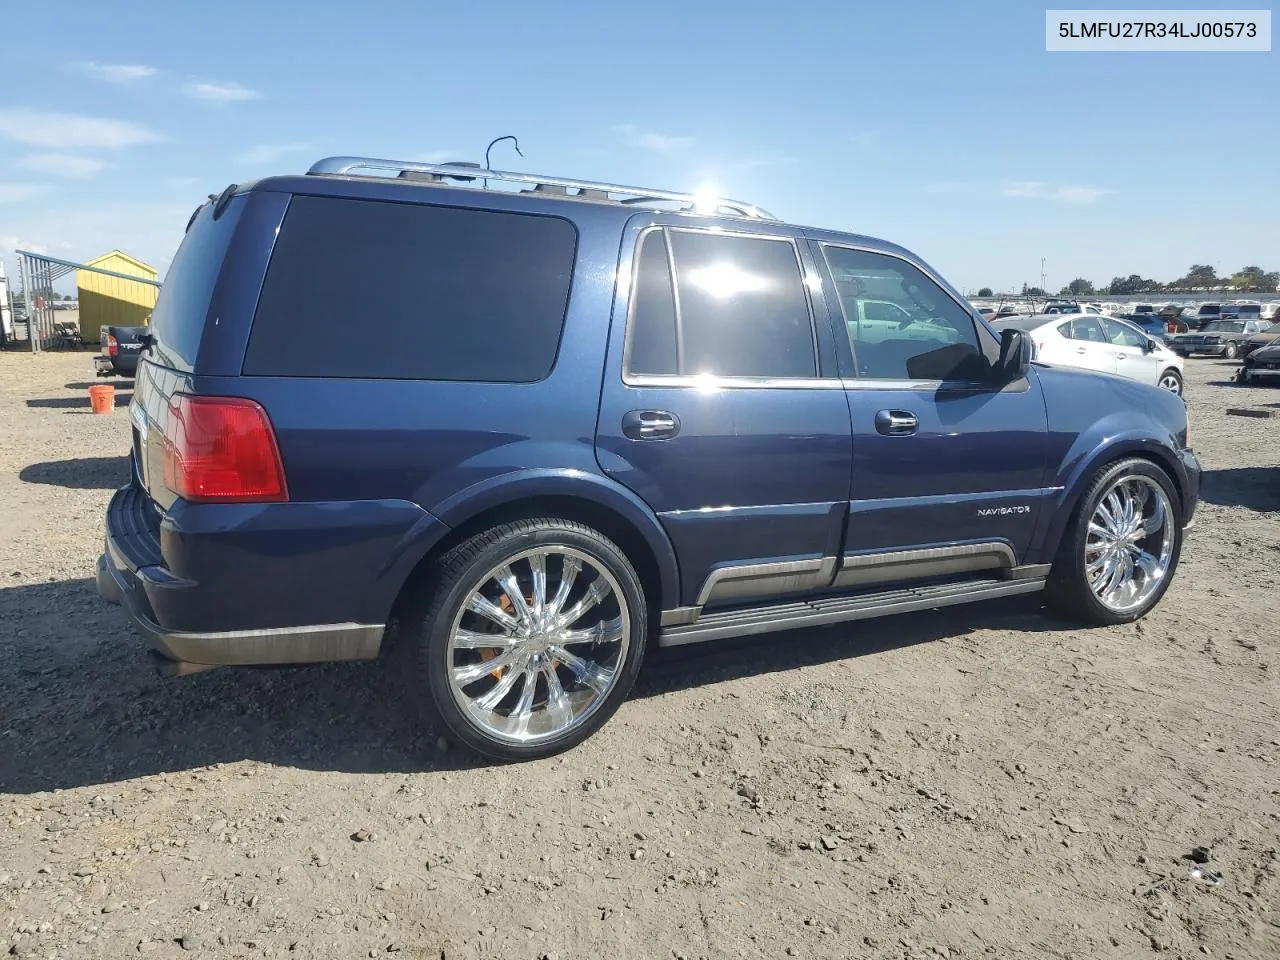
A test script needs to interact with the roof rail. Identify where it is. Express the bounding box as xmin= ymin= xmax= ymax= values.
xmin=306 ymin=156 xmax=777 ymax=221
